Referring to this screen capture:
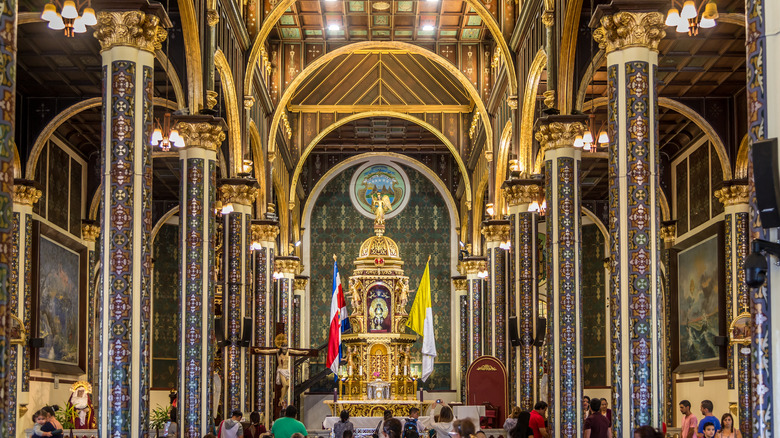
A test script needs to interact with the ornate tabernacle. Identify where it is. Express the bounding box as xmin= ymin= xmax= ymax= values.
xmin=324 ymin=201 xmax=421 ymax=416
